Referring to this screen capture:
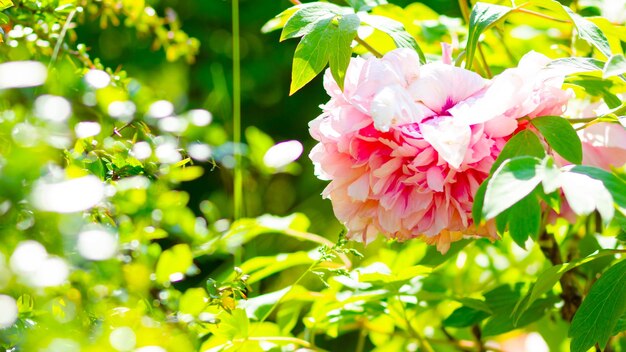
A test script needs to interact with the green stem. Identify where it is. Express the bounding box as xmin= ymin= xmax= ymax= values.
xmin=513 ymin=8 xmax=570 ymax=23
xmin=258 ymin=259 xmax=320 ymax=324
xmin=355 ymin=328 xmax=366 ymax=352
xmin=355 ymin=36 xmax=383 ymax=58
xmin=50 ymin=9 xmax=77 ymax=66
xmin=232 ymin=0 xmax=243 ymax=222
xmin=477 ymin=44 xmax=492 ymax=78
